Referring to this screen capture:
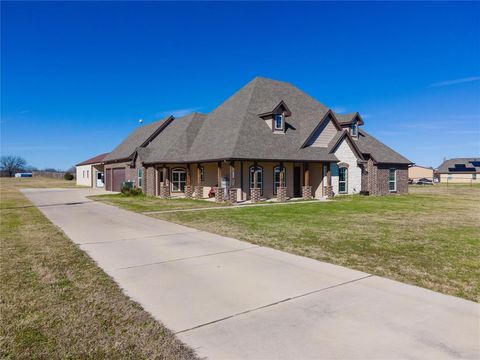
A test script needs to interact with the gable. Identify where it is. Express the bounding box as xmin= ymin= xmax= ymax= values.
xmin=332 ymin=136 xmax=361 ymax=163
xmin=304 ymin=116 xmax=338 ymax=147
